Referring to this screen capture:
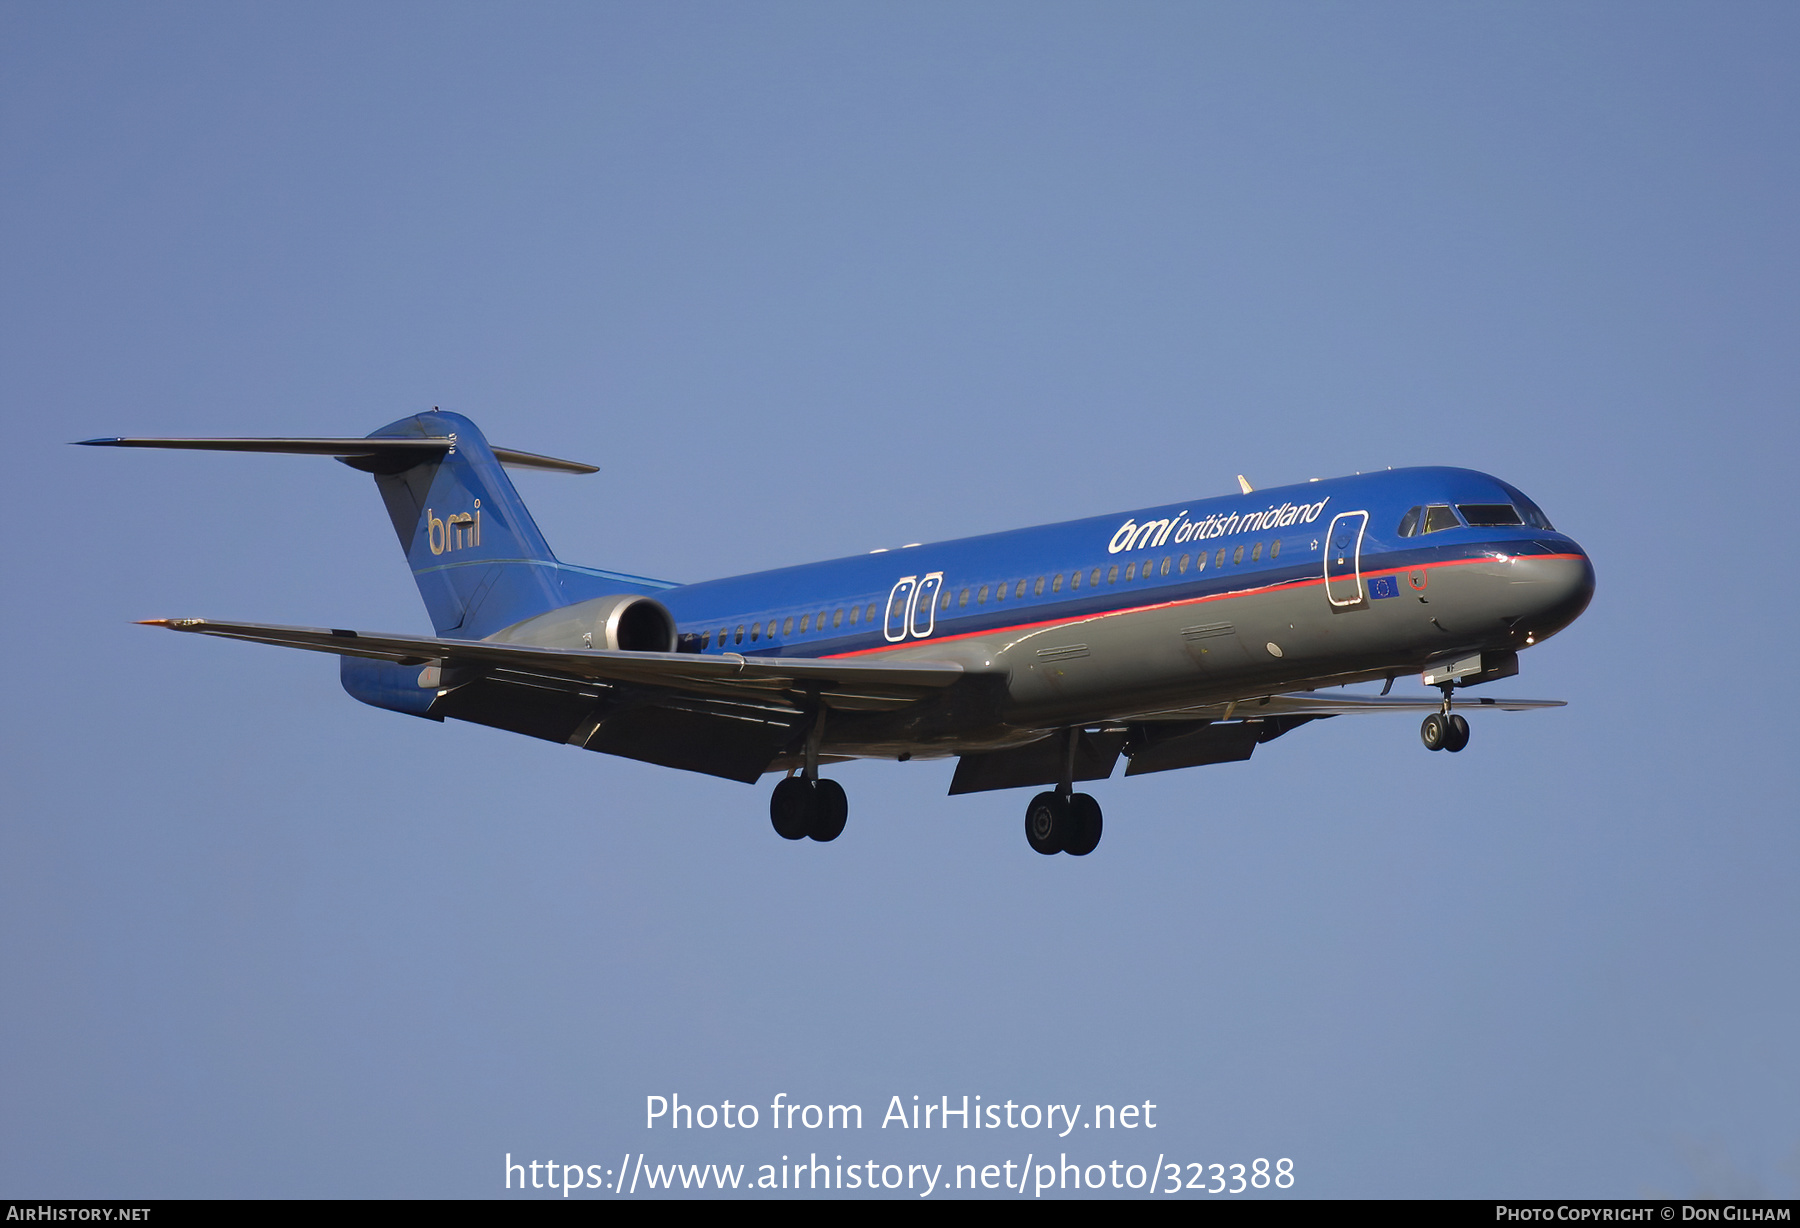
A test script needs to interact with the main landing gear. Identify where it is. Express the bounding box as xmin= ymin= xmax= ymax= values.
xmin=1420 ymin=683 xmax=1471 ymax=753
xmin=1023 ymin=728 xmax=1104 ymax=856
xmin=770 ymin=704 xmax=847 ymax=842
xmin=770 ymin=776 xmax=848 ymax=842
xmin=1025 ymin=790 xmax=1103 ymax=856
